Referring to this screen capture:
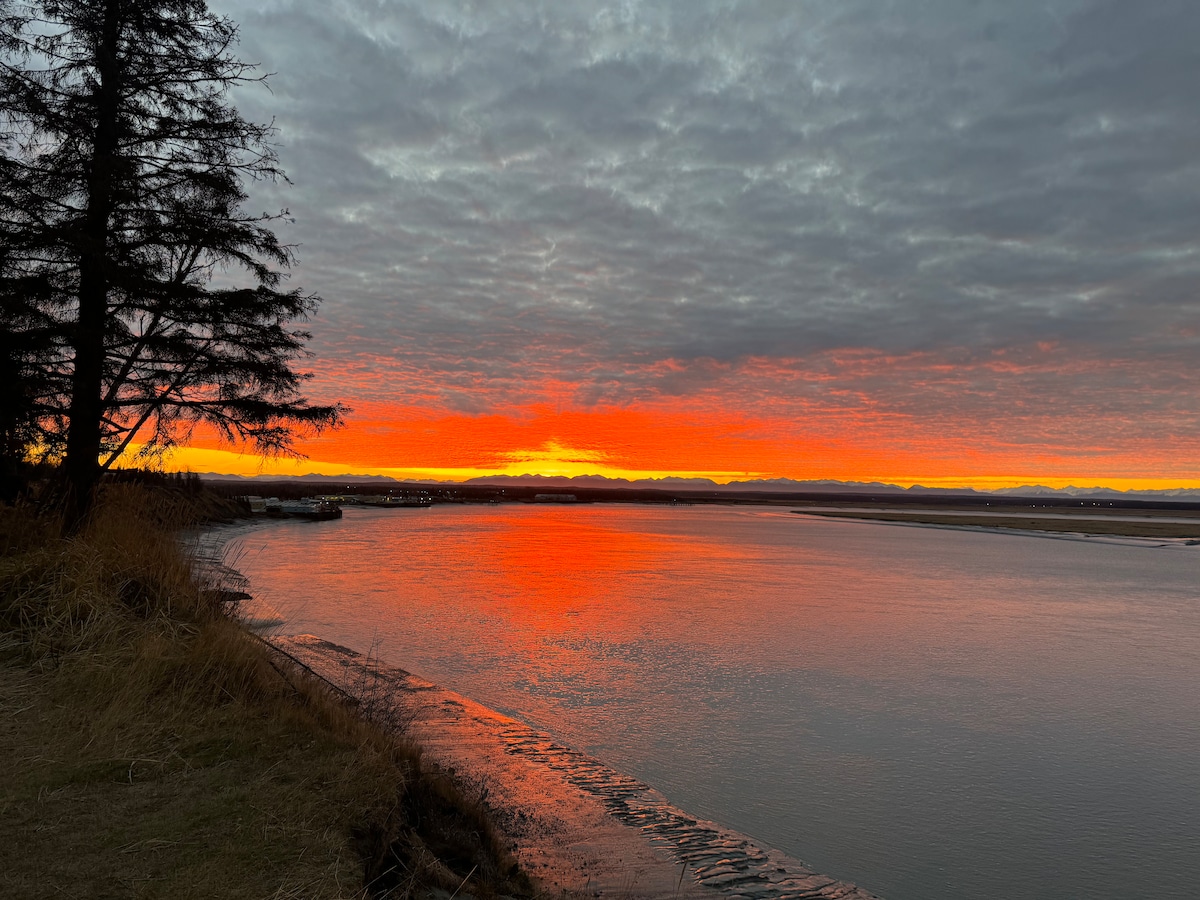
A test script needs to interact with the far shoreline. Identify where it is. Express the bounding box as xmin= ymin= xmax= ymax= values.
xmin=199 ymin=477 xmax=1200 ymax=516
xmin=789 ymin=507 xmax=1200 ymax=539
xmin=196 ymin=478 xmax=1200 ymax=541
